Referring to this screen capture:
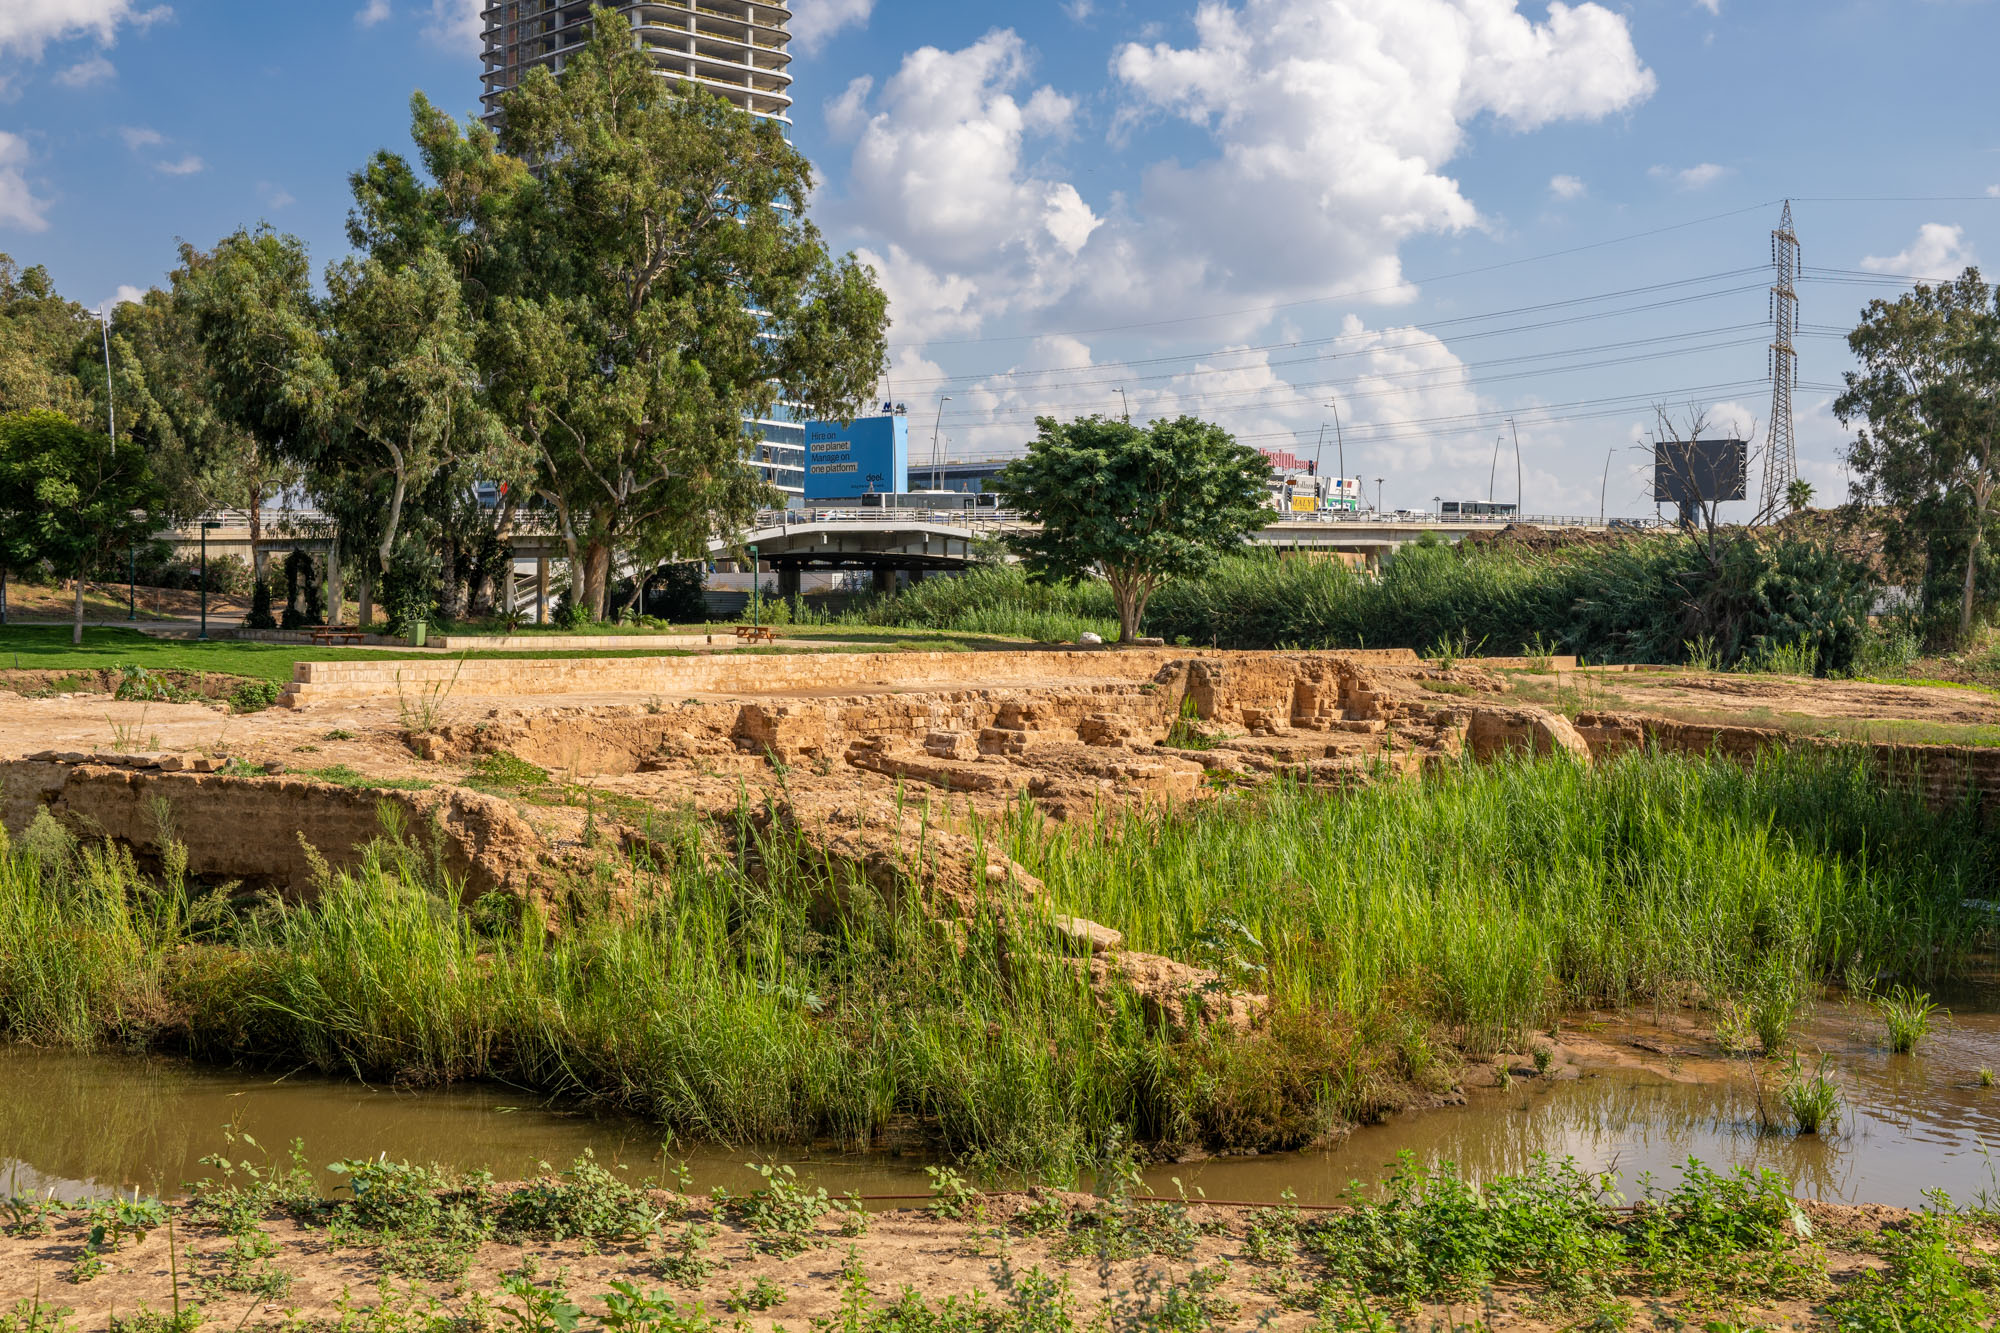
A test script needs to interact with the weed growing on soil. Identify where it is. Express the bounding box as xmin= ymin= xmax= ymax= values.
xmin=230 ymin=679 xmax=284 ymax=713
xmin=1713 ymin=999 xmax=1757 ymax=1056
xmin=735 ymin=1163 xmax=828 ymax=1256
xmin=1747 ymin=958 xmax=1804 ymax=1056
xmin=1828 ymin=1208 xmax=1995 ymax=1331
xmin=1879 ymin=985 xmax=1945 ymax=1054
xmin=467 ymin=751 xmax=552 ymax=793
xmin=300 ymin=763 xmax=435 ymax=792
xmin=0 ymin=1300 xmax=77 ymax=1333
xmin=498 ymin=1152 xmax=663 ymax=1244
xmin=326 ymin=1156 xmax=495 ymax=1279
xmin=653 ymin=1220 xmax=717 ymax=1288
xmin=1162 ymin=696 xmax=1217 ymax=751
